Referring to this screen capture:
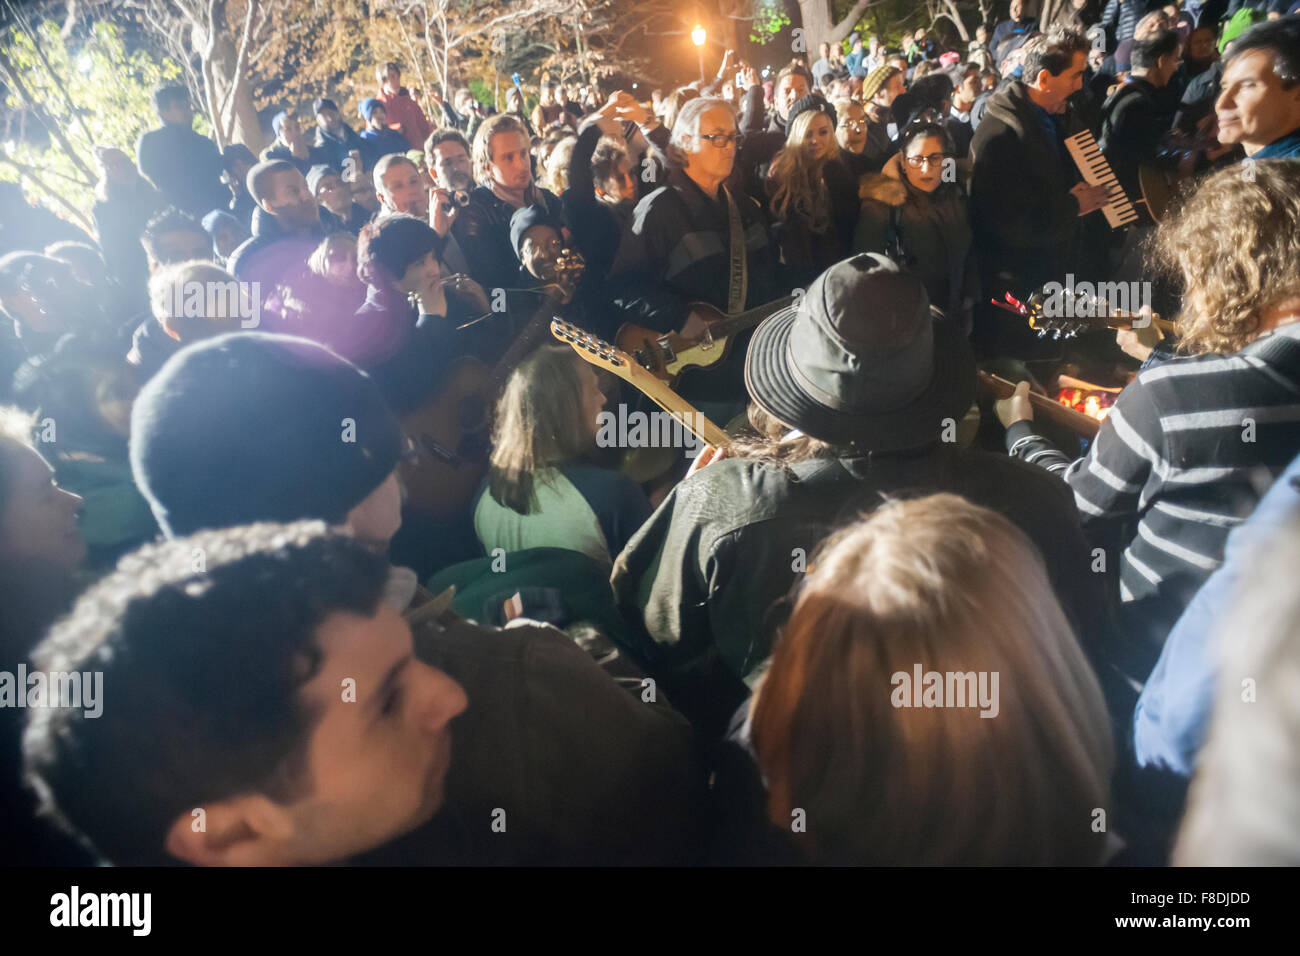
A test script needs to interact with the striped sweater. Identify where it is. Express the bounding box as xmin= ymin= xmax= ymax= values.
xmin=1005 ymin=324 xmax=1300 ymax=651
